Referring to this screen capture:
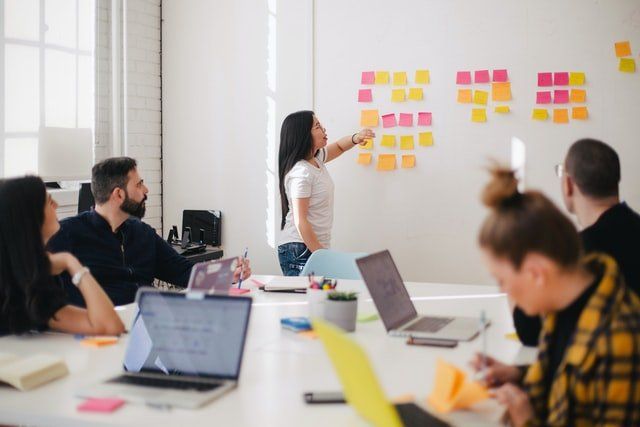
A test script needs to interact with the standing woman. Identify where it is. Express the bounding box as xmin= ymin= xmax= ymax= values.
xmin=278 ymin=111 xmax=374 ymax=276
